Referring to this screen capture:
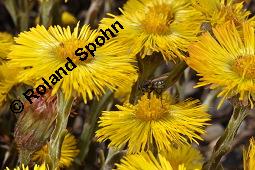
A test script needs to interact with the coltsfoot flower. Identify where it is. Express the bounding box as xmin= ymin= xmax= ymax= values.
xmin=192 ymin=0 xmax=255 ymax=27
xmin=116 ymin=147 xmax=202 ymax=170
xmin=8 ymin=23 xmax=136 ymax=103
xmin=0 ymin=33 xmax=20 ymax=105
xmin=5 ymin=163 xmax=47 ymax=170
xmin=33 ymin=132 xmax=79 ymax=168
xmin=100 ymin=0 xmax=203 ymax=60
xmin=116 ymin=151 xmax=178 ymax=170
xmin=186 ymin=22 xmax=255 ymax=108
xmin=160 ymin=145 xmax=203 ymax=170
xmin=0 ymin=63 xmax=23 ymax=105
xmin=96 ymin=93 xmax=210 ymax=153
xmin=0 ymin=32 xmax=14 ymax=61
